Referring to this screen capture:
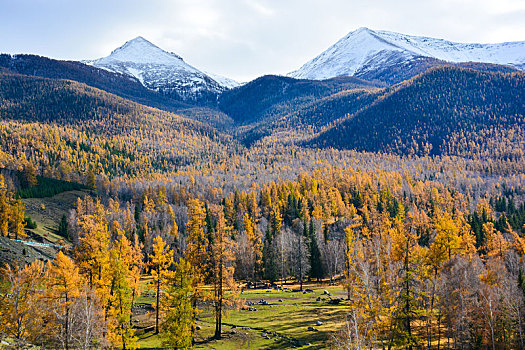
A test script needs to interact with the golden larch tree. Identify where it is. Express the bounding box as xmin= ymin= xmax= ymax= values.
xmin=208 ymin=205 xmax=238 ymax=339
xmin=0 ymin=261 xmax=45 ymax=347
xmin=44 ymin=251 xmax=82 ymax=350
xmin=107 ymin=223 xmax=138 ymax=350
xmin=74 ymin=199 xmax=112 ymax=318
xmin=162 ymin=258 xmax=197 ymax=349
xmin=150 ymin=235 xmax=174 ymax=334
